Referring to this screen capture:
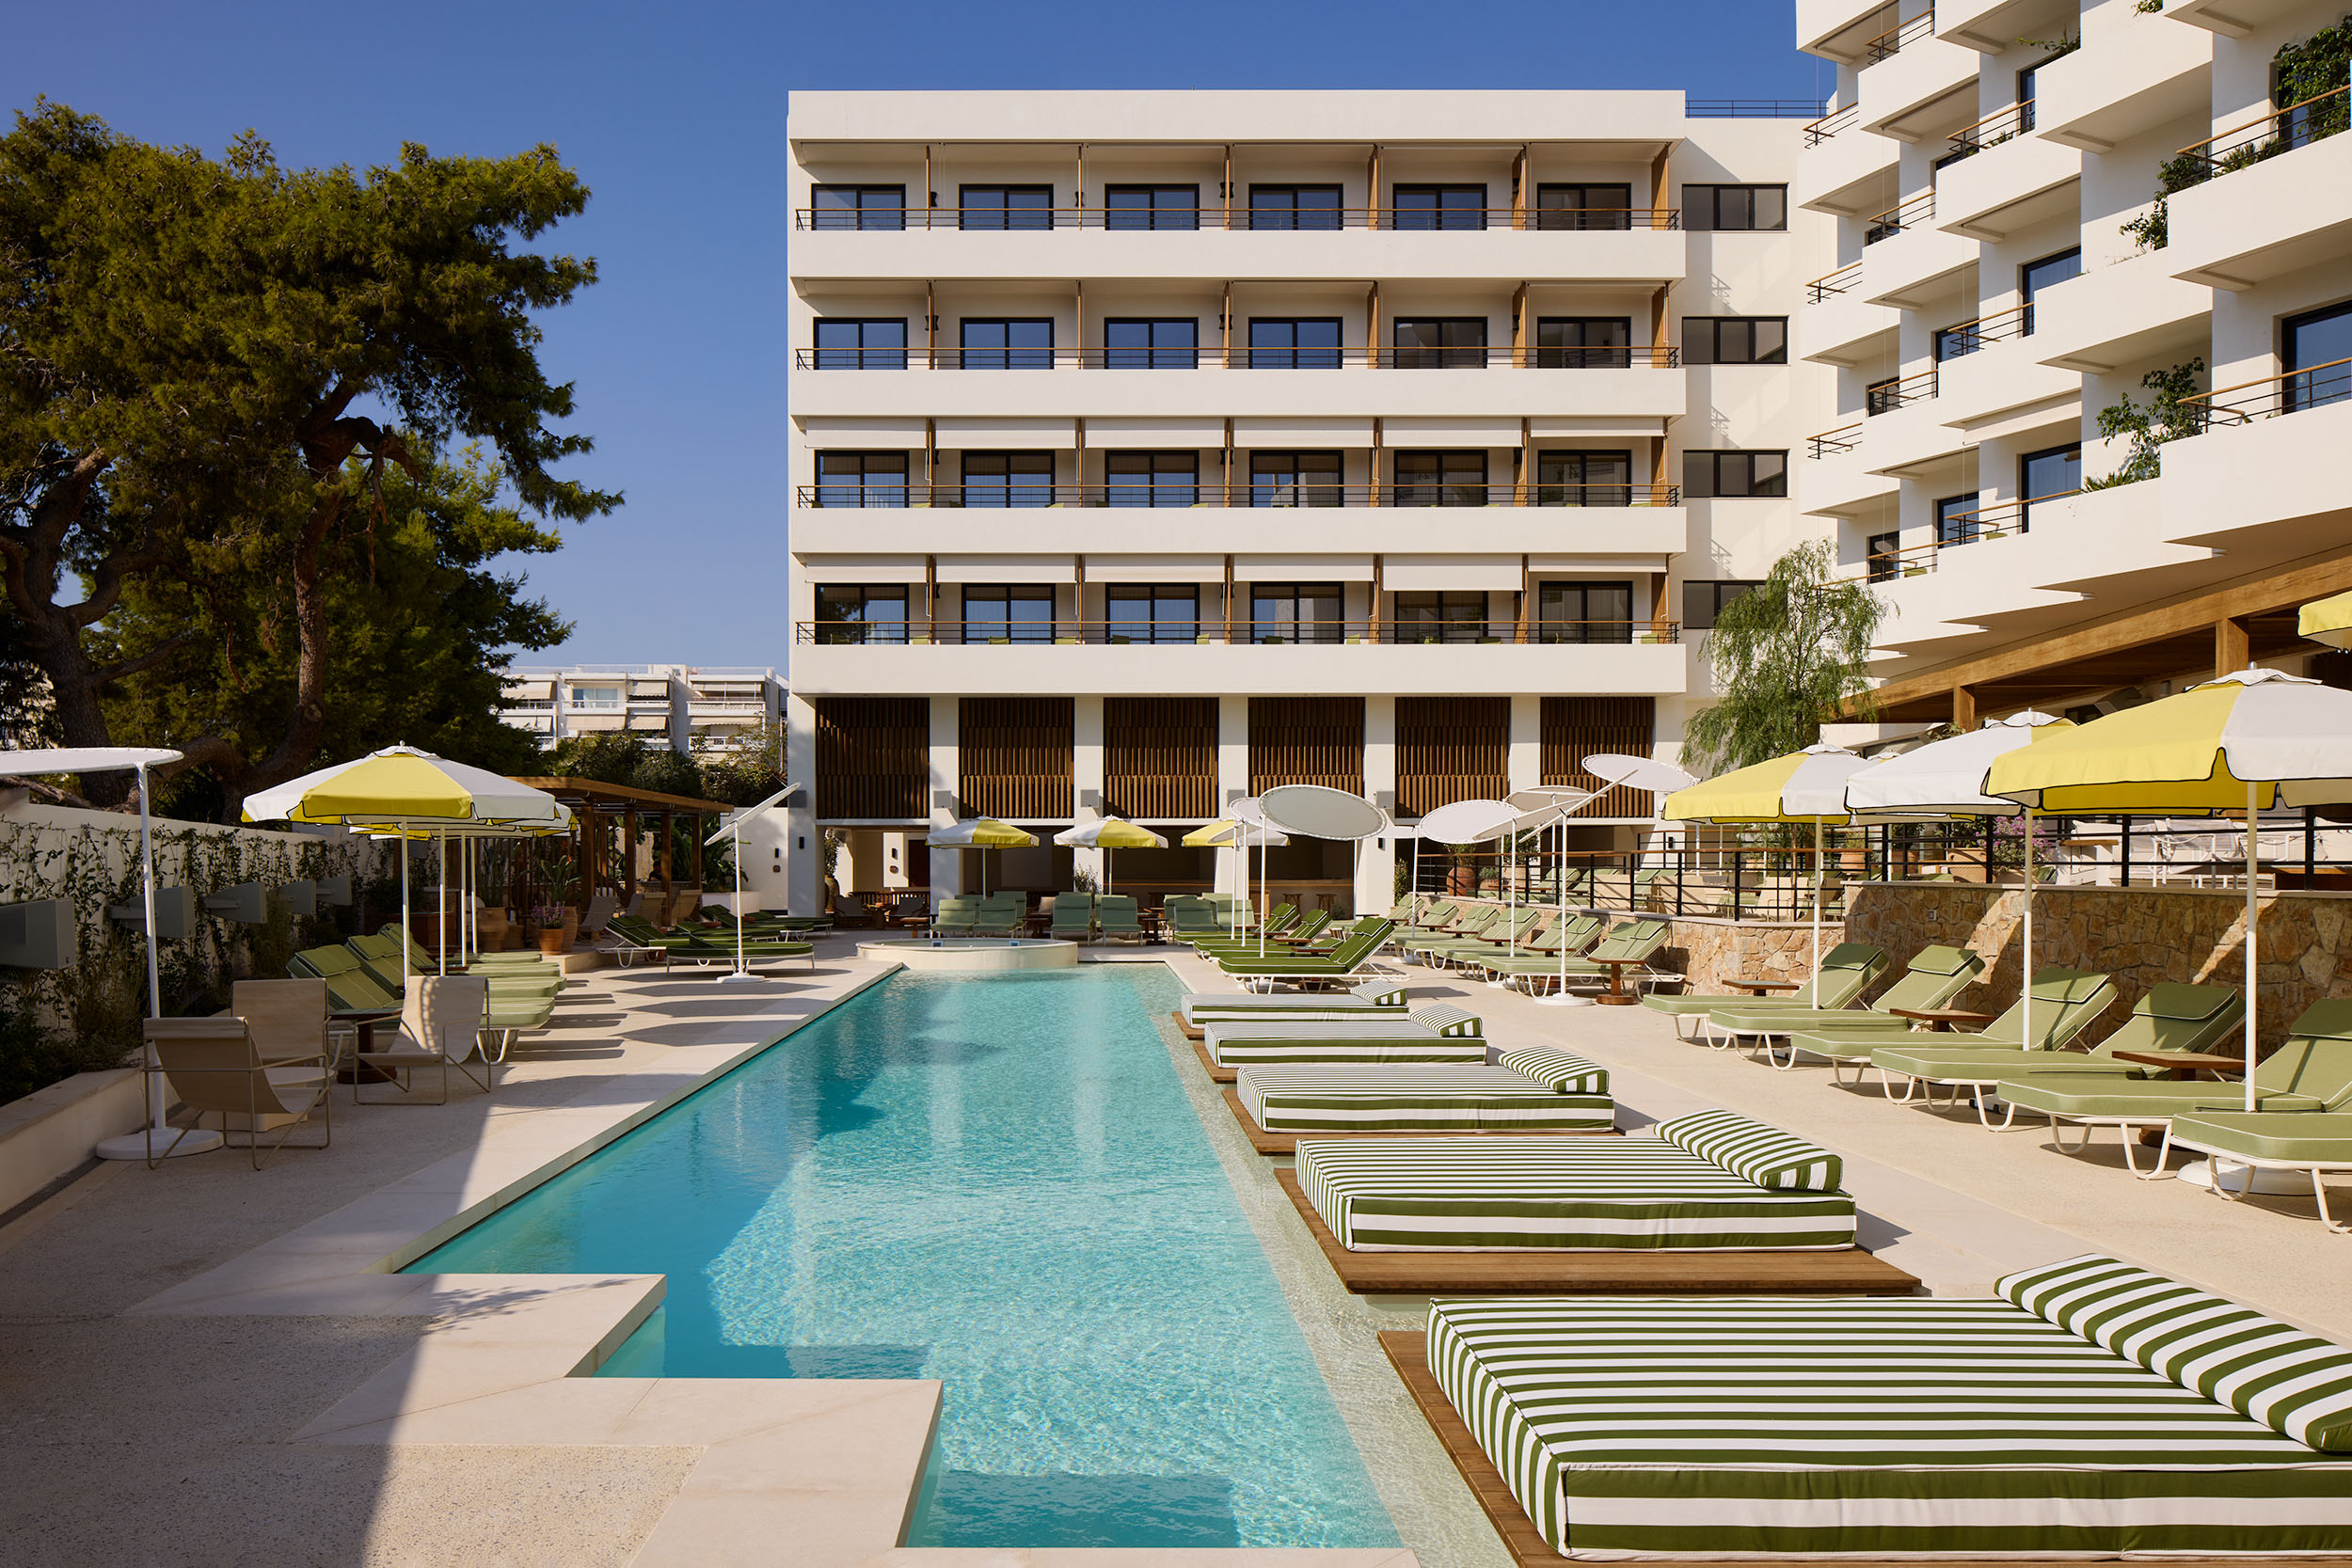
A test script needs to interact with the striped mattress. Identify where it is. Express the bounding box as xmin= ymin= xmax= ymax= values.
xmin=1180 ymin=980 xmax=1407 ymax=1026
xmin=1207 ymin=1004 xmax=1484 ymax=1069
xmin=1295 ymin=1135 xmax=1857 ymax=1251
xmin=1429 ymin=1285 xmax=2352 ymax=1560
xmin=1236 ymin=1060 xmax=1613 ymax=1134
